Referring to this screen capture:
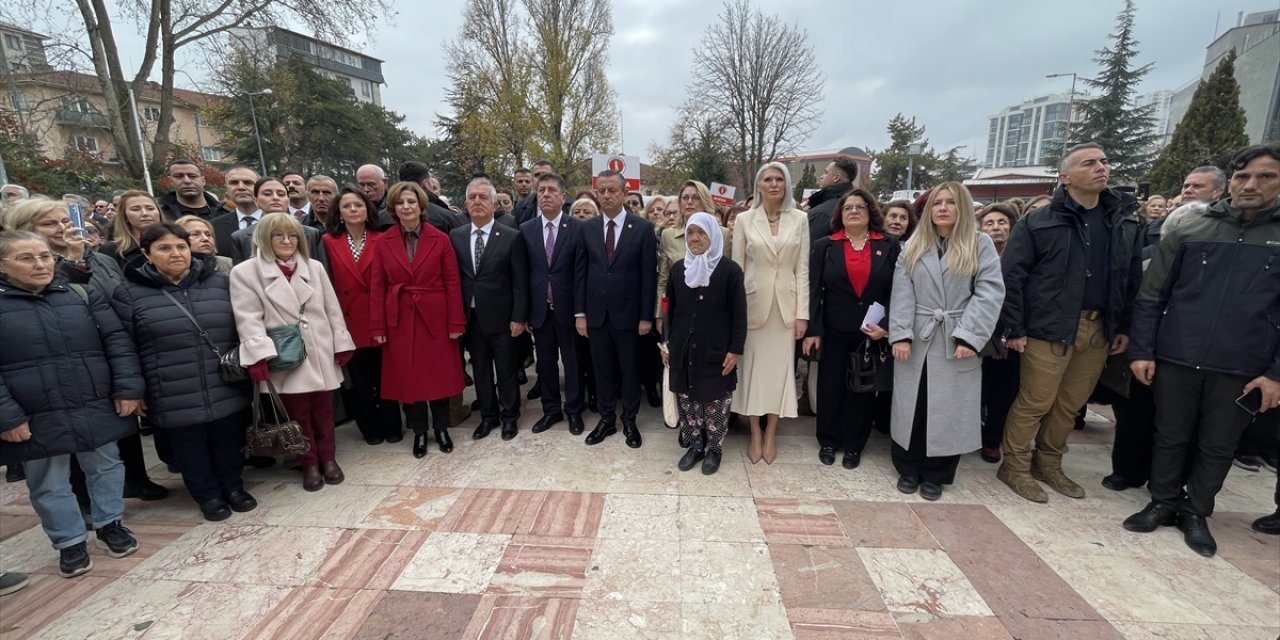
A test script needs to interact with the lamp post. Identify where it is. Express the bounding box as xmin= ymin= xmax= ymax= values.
xmin=1046 ymin=72 xmax=1078 ymax=141
xmin=246 ymin=89 xmax=273 ymax=176
xmin=906 ymin=142 xmax=924 ymax=191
